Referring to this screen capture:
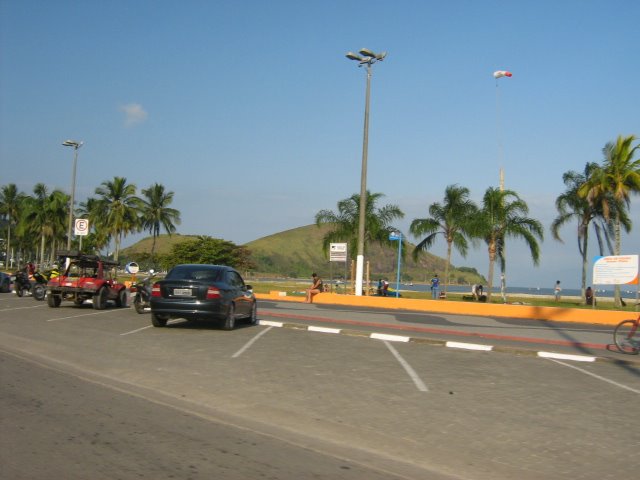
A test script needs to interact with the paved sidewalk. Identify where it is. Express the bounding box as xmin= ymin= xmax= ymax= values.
xmin=258 ymin=299 xmax=640 ymax=364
